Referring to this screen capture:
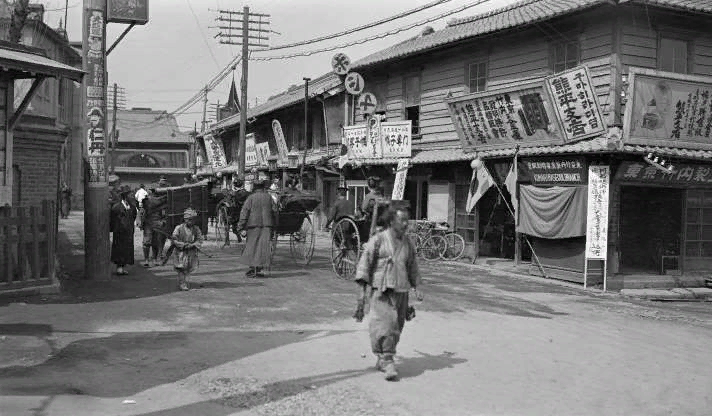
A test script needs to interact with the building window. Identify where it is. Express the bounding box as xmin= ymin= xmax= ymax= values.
xmin=658 ymin=36 xmax=689 ymax=74
xmin=467 ymin=60 xmax=488 ymax=93
xmin=403 ymin=74 xmax=421 ymax=136
xmin=552 ymin=41 xmax=580 ymax=72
